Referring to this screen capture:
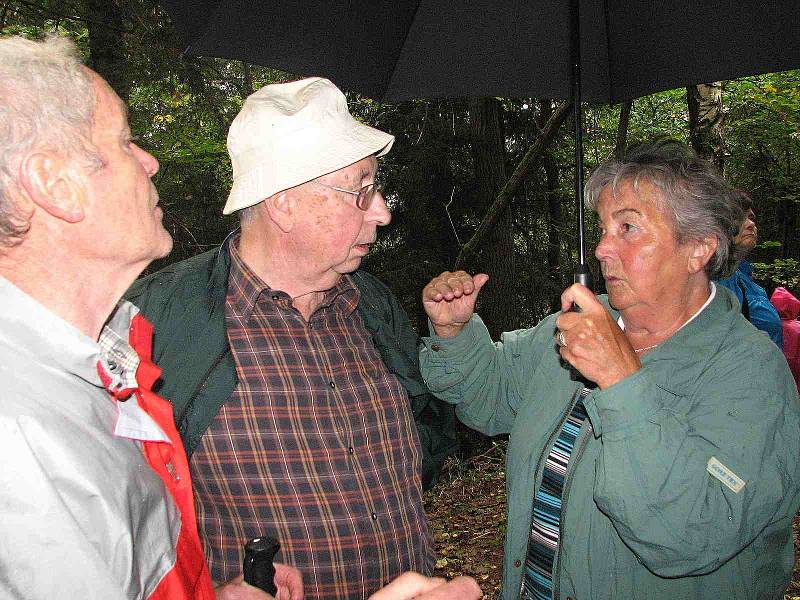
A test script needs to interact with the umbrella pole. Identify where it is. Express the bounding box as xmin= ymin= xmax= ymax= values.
xmin=571 ymin=0 xmax=592 ymax=290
